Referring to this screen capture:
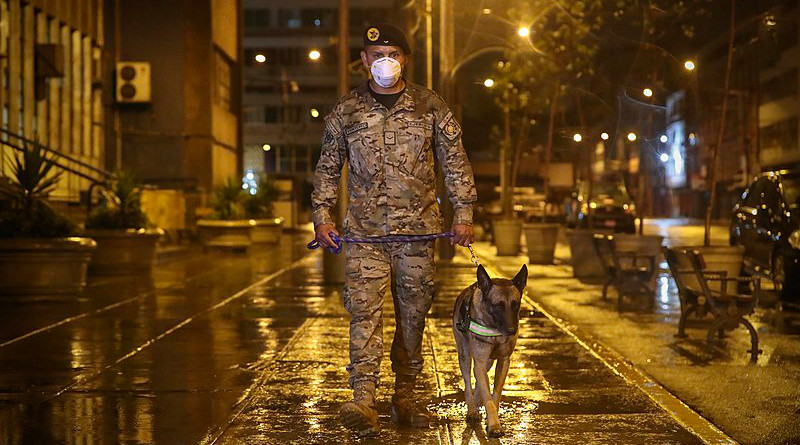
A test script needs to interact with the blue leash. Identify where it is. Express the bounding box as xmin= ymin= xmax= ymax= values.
xmin=307 ymin=231 xmax=481 ymax=265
